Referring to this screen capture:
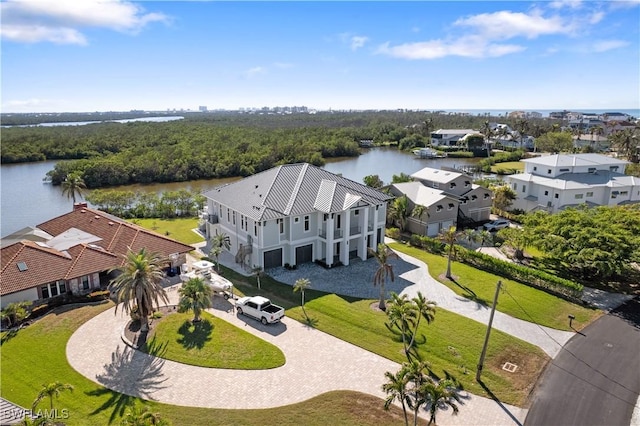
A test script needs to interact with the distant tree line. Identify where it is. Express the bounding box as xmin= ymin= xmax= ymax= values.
xmin=2 ymin=111 xmax=558 ymax=188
